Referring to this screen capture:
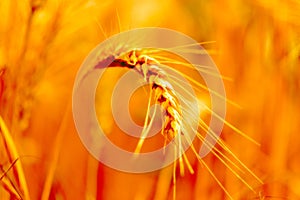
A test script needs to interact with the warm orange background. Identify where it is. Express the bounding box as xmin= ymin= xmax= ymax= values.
xmin=0 ymin=0 xmax=300 ymax=199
